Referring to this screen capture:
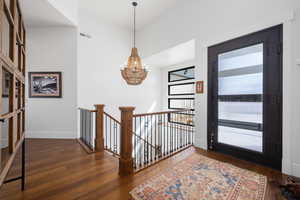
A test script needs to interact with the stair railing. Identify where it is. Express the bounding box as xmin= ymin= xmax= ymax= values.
xmin=78 ymin=105 xmax=120 ymax=156
xmin=78 ymin=108 xmax=96 ymax=153
xmin=104 ymin=111 xmax=121 ymax=156
xmin=78 ymin=105 xmax=195 ymax=176
xmin=118 ymin=107 xmax=194 ymax=175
